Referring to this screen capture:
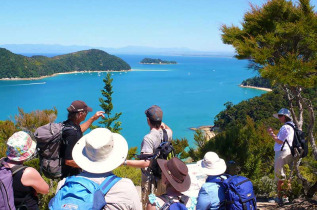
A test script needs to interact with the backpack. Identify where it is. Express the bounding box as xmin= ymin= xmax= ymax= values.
xmin=48 ymin=174 xmax=121 ymax=210
xmin=209 ymin=175 xmax=256 ymax=210
xmin=159 ymin=194 xmax=189 ymax=210
xmin=34 ymin=122 xmax=75 ymax=179
xmin=148 ymin=129 xmax=175 ymax=178
xmin=0 ymin=159 xmax=27 ymax=210
xmin=281 ymin=122 xmax=308 ymax=158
